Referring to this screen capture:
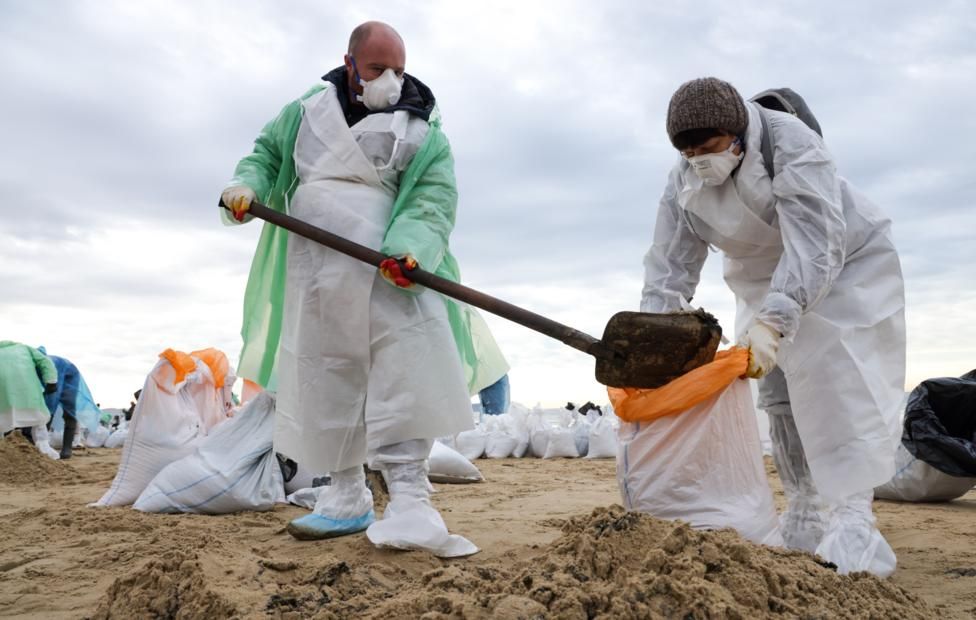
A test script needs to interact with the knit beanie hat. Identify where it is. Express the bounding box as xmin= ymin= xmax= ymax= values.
xmin=666 ymin=77 xmax=748 ymax=147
